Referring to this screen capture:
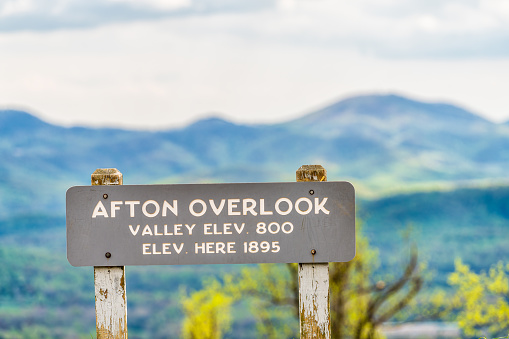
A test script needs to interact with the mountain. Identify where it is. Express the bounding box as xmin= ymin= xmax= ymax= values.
xmin=2 ymin=94 xmax=509 ymax=218
xmin=286 ymin=95 xmax=509 ymax=186
xmin=287 ymin=94 xmax=490 ymax=136
xmin=360 ymin=184 xmax=509 ymax=285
